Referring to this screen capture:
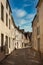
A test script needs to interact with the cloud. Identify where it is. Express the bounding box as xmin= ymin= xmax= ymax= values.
xmin=25 ymin=26 xmax=32 ymax=32
xmin=18 ymin=19 xmax=29 ymax=26
xmin=23 ymin=4 xmax=32 ymax=7
xmin=19 ymin=19 xmax=27 ymax=25
xmin=26 ymin=13 xmax=35 ymax=20
xmin=12 ymin=8 xmax=36 ymax=32
xmin=12 ymin=8 xmax=27 ymax=18
xmin=20 ymin=25 xmax=32 ymax=32
xmin=16 ymin=18 xmax=32 ymax=27
xmin=12 ymin=8 xmax=35 ymax=20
